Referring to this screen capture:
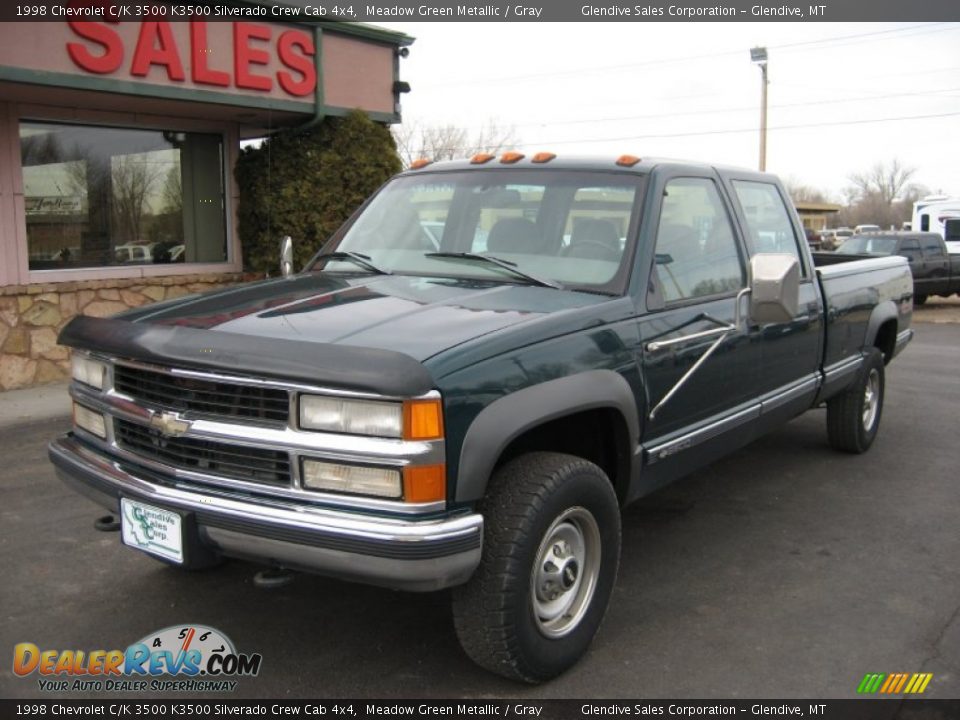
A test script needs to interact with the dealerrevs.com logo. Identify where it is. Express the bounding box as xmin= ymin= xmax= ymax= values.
xmin=13 ymin=625 xmax=262 ymax=693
